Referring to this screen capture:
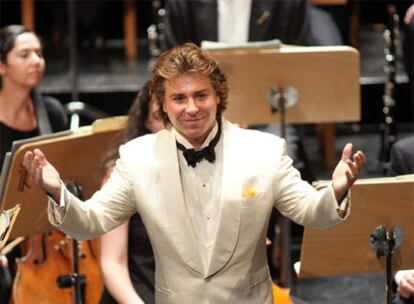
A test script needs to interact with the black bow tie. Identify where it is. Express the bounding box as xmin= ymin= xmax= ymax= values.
xmin=176 ymin=122 xmax=221 ymax=168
